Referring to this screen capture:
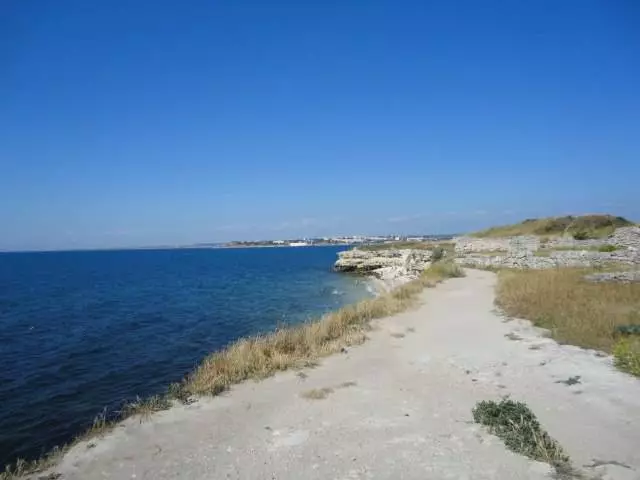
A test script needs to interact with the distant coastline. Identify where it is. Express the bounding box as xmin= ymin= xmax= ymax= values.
xmin=0 ymin=234 xmax=457 ymax=254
